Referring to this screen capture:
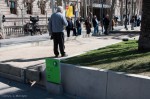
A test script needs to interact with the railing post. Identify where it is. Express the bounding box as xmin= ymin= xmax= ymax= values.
xmin=2 ymin=23 xmax=6 ymax=39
